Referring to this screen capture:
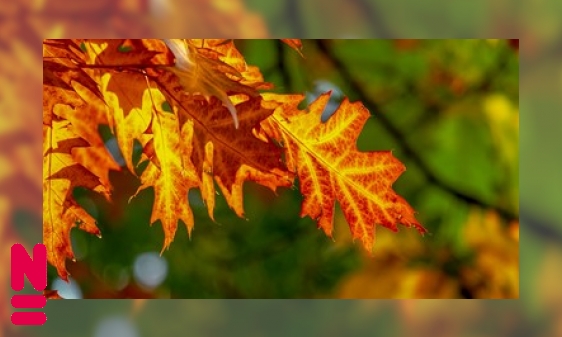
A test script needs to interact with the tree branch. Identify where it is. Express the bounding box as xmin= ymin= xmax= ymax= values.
xmin=352 ymin=0 xmax=394 ymax=37
xmin=315 ymin=40 xmax=518 ymax=224
xmin=286 ymin=0 xmax=306 ymax=37
xmin=520 ymin=211 xmax=562 ymax=245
